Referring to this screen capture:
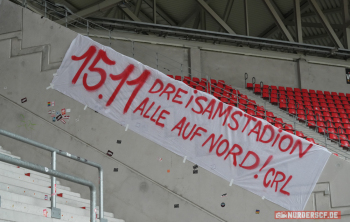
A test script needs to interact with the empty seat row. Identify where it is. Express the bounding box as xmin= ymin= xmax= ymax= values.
xmin=247 ymin=83 xmax=350 ymax=149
